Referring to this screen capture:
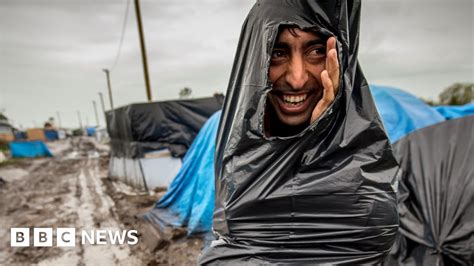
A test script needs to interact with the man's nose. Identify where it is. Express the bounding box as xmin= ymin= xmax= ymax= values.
xmin=285 ymin=56 xmax=309 ymax=90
